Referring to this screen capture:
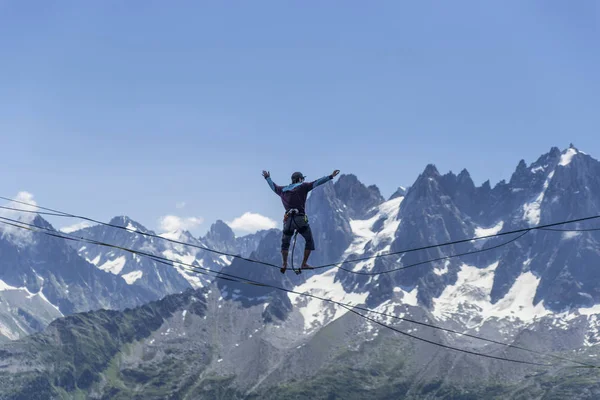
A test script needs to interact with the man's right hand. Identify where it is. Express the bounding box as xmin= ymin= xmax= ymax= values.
xmin=331 ymin=170 xmax=340 ymax=178
xmin=262 ymin=170 xmax=270 ymax=179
